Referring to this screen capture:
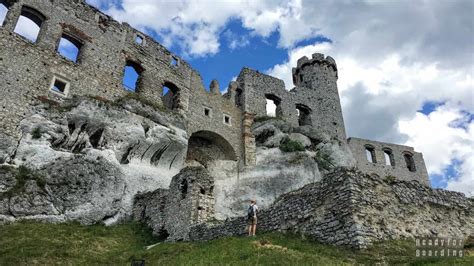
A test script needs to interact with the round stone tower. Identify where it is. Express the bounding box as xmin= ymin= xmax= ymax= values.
xmin=292 ymin=53 xmax=347 ymax=141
